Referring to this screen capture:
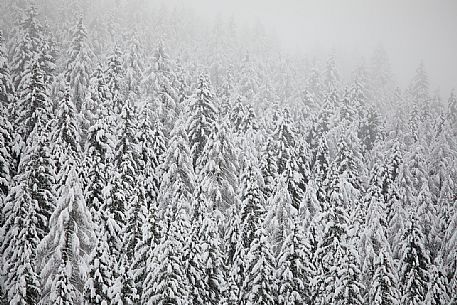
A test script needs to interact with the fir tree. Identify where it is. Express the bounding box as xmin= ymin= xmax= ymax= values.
xmin=399 ymin=218 xmax=430 ymax=305
xmin=38 ymin=165 xmax=95 ymax=305
xmin=0 ymin=32 xmax=14 ymax=197
xmin=425 ymin=257 xmax=450 ymax=305
xmin=50 ymin=84 xmax=81 ymax=186
xmin=141 ymin=205 xmax=190 ymax=305
xmin=200 ymin=213 xmax=226 ymax=304
xmin=107 ymin=100 xmax=139 ymax=255
xmin=198 ymin=121 xmax=238 ymax=217
xmin=65 ymin=17 xmax=93 ymax=113
xmin=0 ymin=176 xmax=41 ymax=305
xmin=14 ymin=58 xmax=52 ymax=144
xmin=105 ymin=46 xmax=125 ymax=114
xmin=276 ymin=218 xmax=314 ymax=305
xmin=158 ymin=118 xmax=195 ymax=217
xmin=186 ymin=74 xmax=218 ymax=169
xmin=22 ymin=119 xmax=56 ymax=241
xmin=368 ymin=245 xmax=400 ymax=305
xmin=241 ymin=227 xmax=277 ymax=305
xmin=10 ymin=5 xmax=50 ymax=90
xmin=83 ymin=211 xmax=114 ymax=305
xmin=239 ymin=157 xmax=266 ymax=249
